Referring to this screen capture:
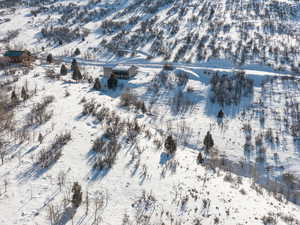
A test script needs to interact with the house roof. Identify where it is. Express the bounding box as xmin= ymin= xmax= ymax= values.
xmin=113 ymin=66 xmax=131 ymax=72
xmin=112 ymin=65 xmax=137 ymax=72
xmin=4 ymin=50 xmax=29 ymax=57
